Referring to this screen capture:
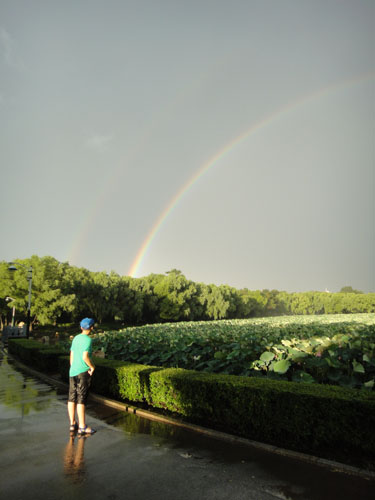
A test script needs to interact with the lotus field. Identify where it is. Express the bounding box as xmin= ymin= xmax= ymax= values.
xmin=91 ymin=314 xmax=375 ymax=390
